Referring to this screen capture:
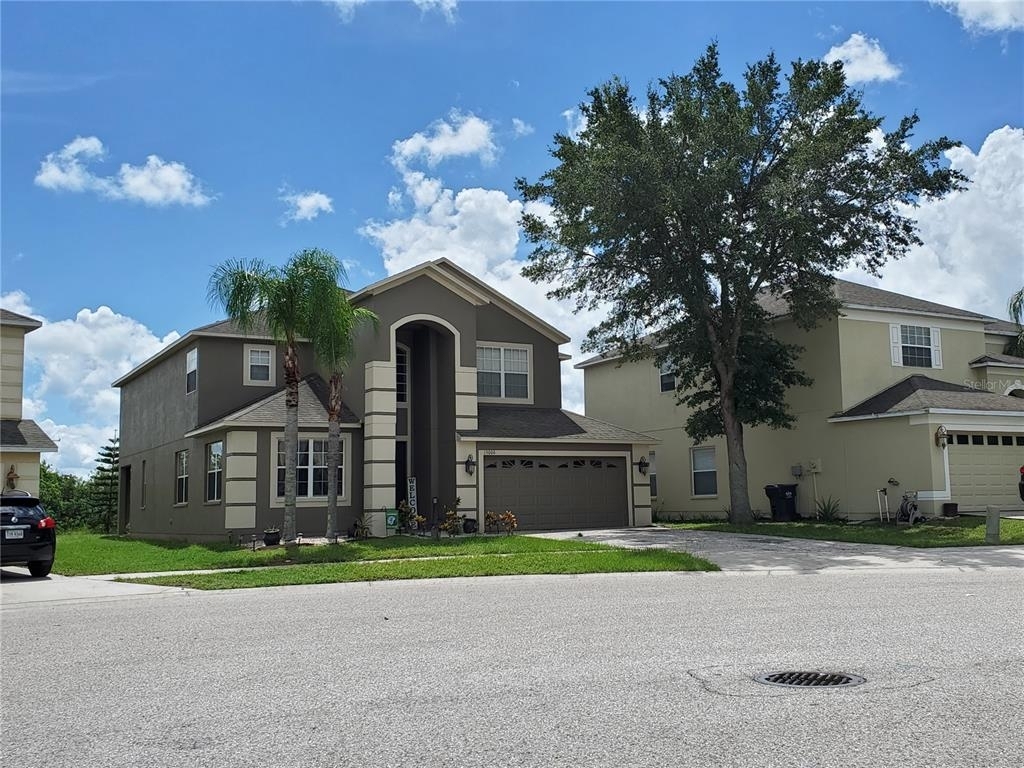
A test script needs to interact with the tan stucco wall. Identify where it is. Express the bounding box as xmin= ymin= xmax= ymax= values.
xmin=1 ymin=452 xmax=41 ymax=497
xmin=837 ymin=312 xmax=988 ymax=410
xmin=0 ymin=326 xmax=26 ymax=420
xmin=585 ymin=313 xmax=962 ymax=521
